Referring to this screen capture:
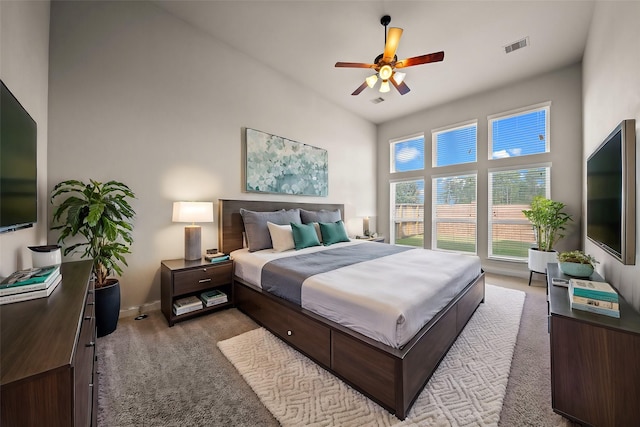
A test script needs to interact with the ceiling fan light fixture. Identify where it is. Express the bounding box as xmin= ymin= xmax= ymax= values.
xmin=379 ymin=80 xmax=391 ymax=93
xmin=365 ymin=74 xmax=378 ymax=88
xmin=393 ymin=71 xmax=406 ymax=85
xmin=379 ymin=64 xmax=393 ymax=80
